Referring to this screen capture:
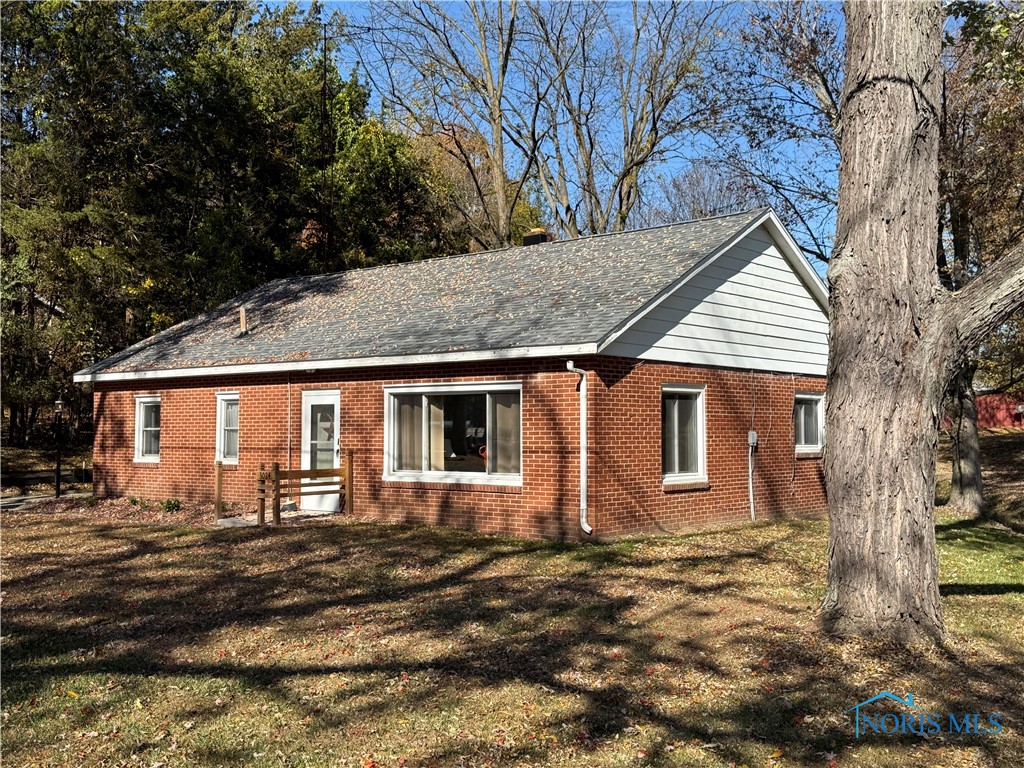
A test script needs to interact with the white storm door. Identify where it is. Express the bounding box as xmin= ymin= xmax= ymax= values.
xmin=301 ymin=390 xmax=341 ymax=512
